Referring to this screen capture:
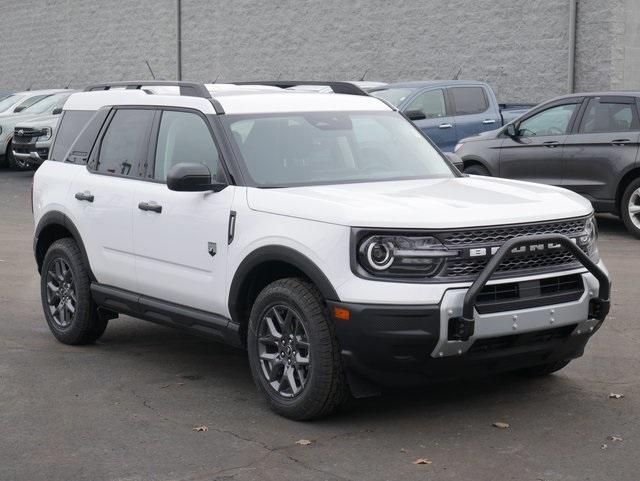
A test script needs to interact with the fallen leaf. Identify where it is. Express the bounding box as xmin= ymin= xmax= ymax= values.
xmin=193 ymin=425 xmax=208 ymax=432
xmin=607 ymin=435 xmax=623 ymax=442
xmin=295 ymin=439 xmax=313 ymax=446
xmin=601 ymin=443 xmax=608 ymax=450
xmin=400 ymin=448 xmax=407 ymax=453
xmin=412 ymin=458 xmax=432 ymax=465
xmin=493 ymin=422 xmax=510 ymax=429
xmin=609 ymin=393 xmax=624 ymax=399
